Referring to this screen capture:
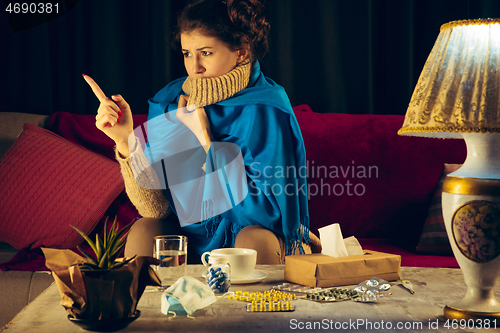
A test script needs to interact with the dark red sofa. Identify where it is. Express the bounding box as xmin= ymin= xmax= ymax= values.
xmin=1 ymin=105 xmax=466 ymax=270
xmin=293 ymin=105 xmax=465 ymax=268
